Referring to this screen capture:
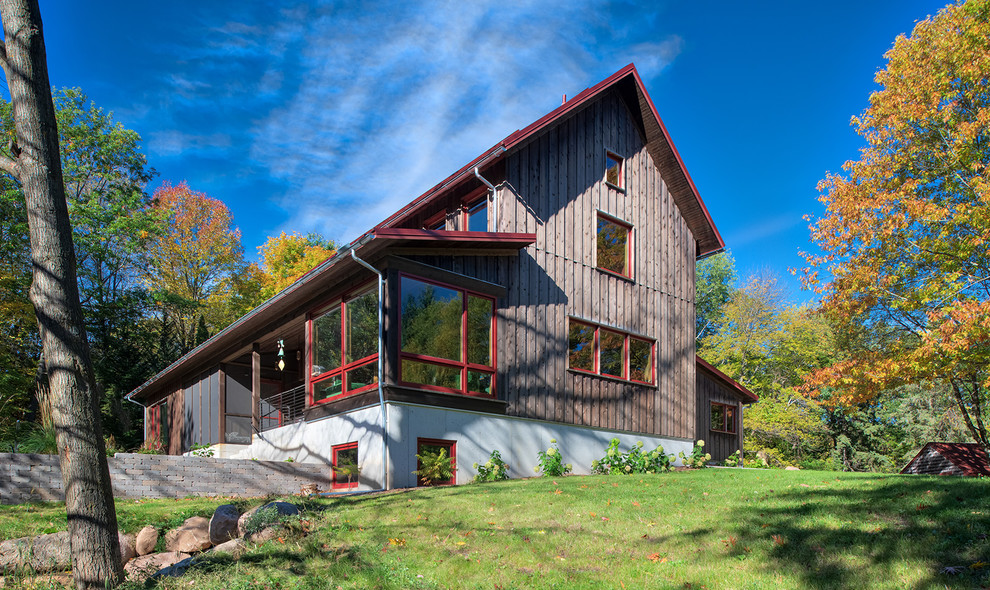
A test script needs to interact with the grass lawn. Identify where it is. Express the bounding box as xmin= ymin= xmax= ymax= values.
xmin=2 ymin=469 xmax=988 ymax=589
